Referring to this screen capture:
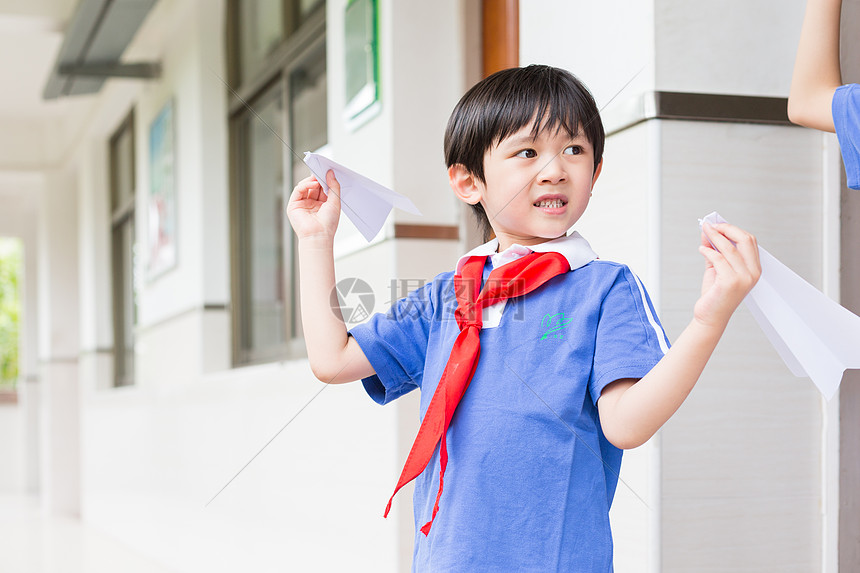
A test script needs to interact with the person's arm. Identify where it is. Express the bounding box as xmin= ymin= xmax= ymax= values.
xmin=597 ymin=222 xmax=761 ymax=450
xmin=788 ymin=0 xmax=843 ymax=132
xmin=287 ymin=171 xmax=375 ymax=383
